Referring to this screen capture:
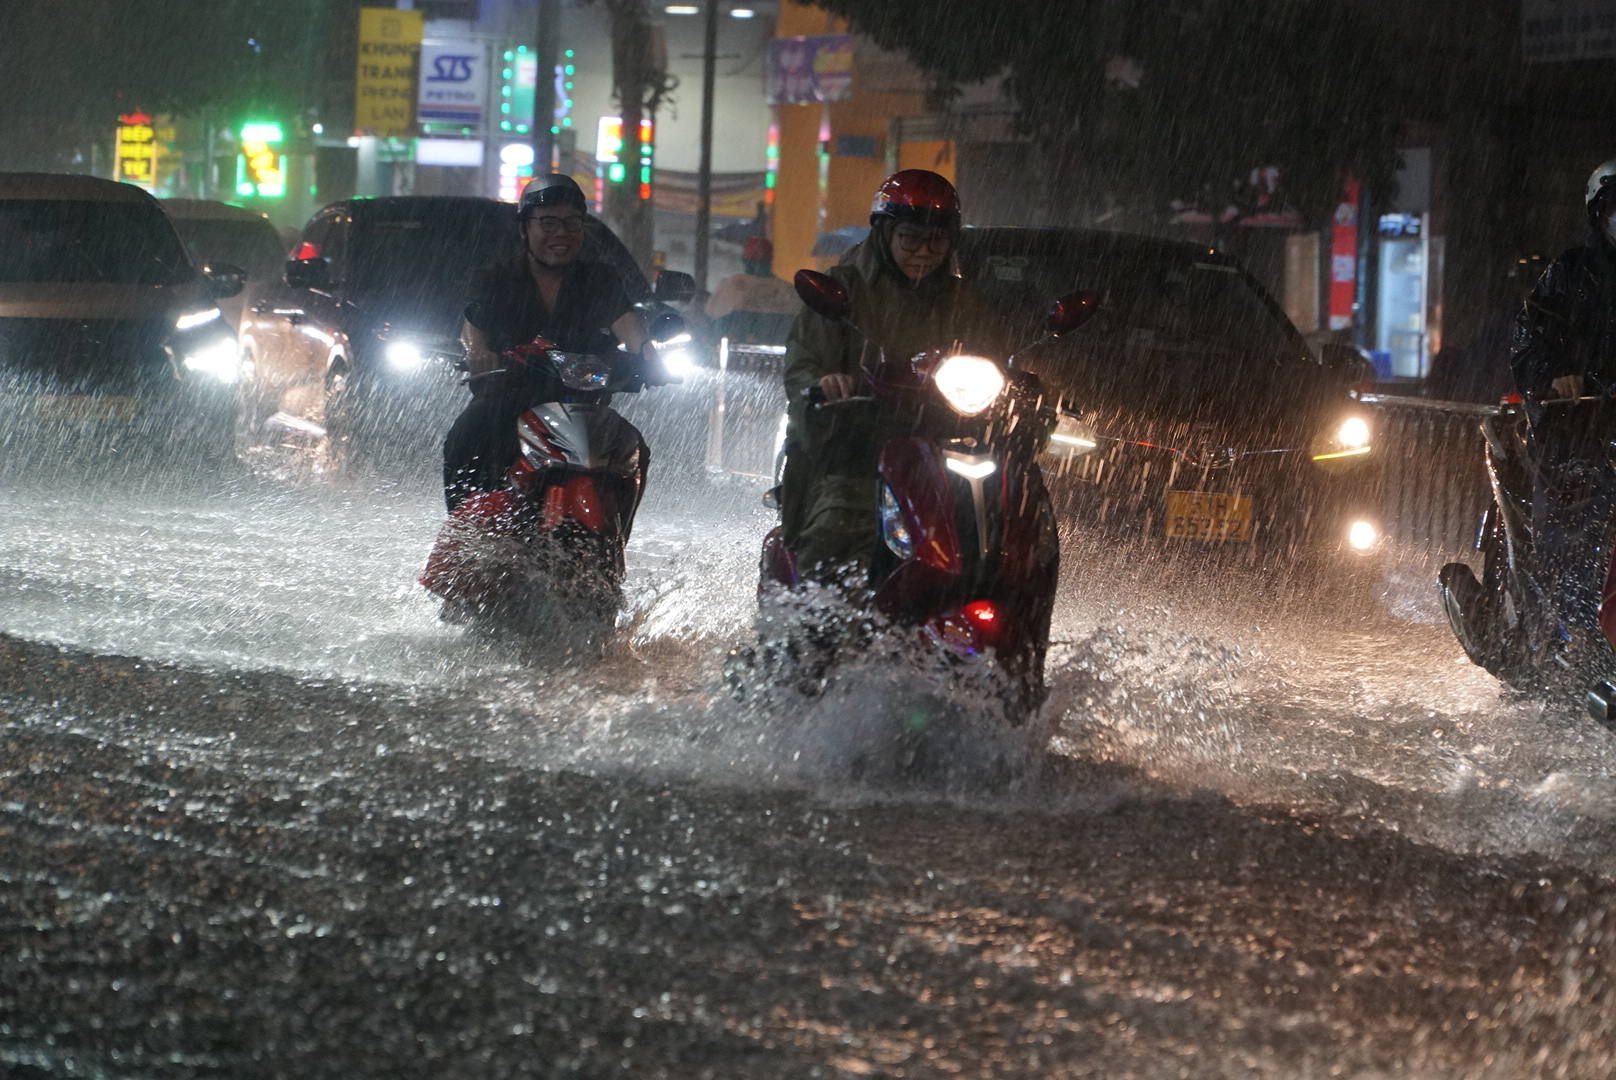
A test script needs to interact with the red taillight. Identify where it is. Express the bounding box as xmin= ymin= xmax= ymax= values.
xmin=292 ymin=241 xmax=320 ymax=261
xmin=961 ymin=600 xmax=1003 ymax=631
xmin=1503 ymin=392 xmax=1524 ymax=405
